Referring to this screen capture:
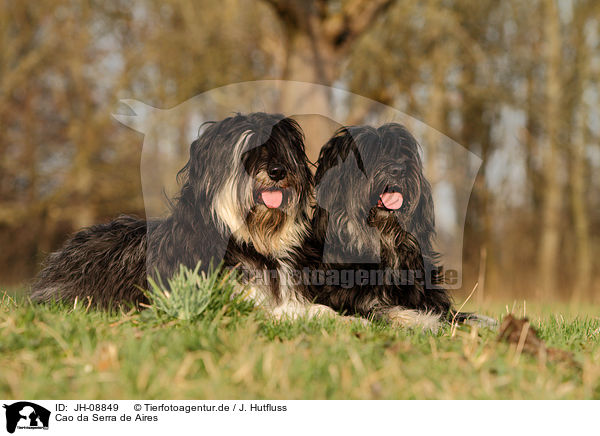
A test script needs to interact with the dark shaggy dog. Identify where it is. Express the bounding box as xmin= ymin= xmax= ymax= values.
xmin=307 ymin=123 xmax=483 ymax=330
xmin=32 ymin=112 xmax=342 ymax=319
